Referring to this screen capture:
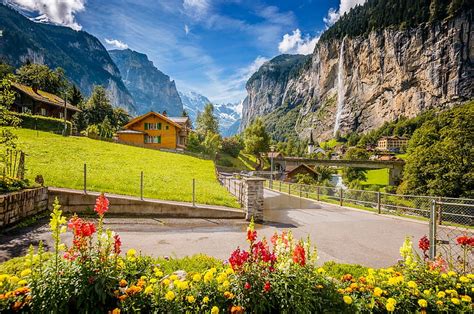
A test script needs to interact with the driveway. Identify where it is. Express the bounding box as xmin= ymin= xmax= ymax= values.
xmin=1 ymin=189 xmax=429 ymax=268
